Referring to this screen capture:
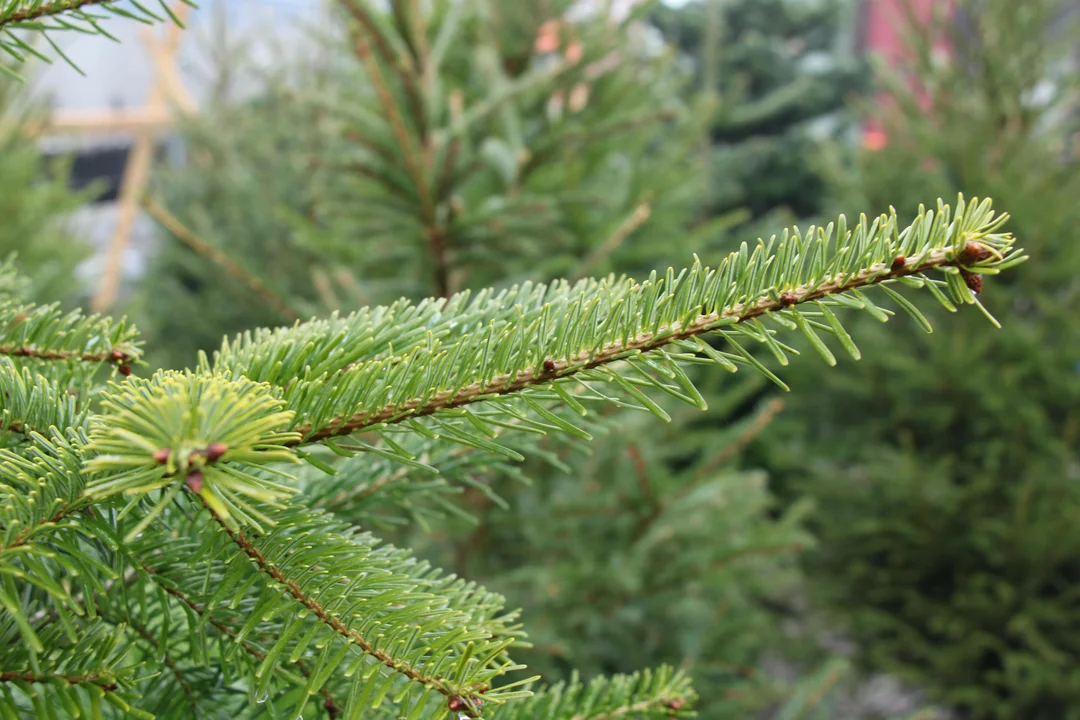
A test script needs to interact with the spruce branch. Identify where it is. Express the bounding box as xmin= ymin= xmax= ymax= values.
xmin=0 ymin=301 xmax=141 ymax=369
xmin=142 ymin=197 xmax=303 ymax=323
xmin=284 ymin=197 xmax=1020 ymax=445
xmin=0 ymin=0 xmax=194 ymax=72
xmin=136 ymin=560 xmax=344 ymax=717
xmin=198 ymin=498 xmax=531 ymax=717
xmin=0 ymin=0 xmax=110 ymax=26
